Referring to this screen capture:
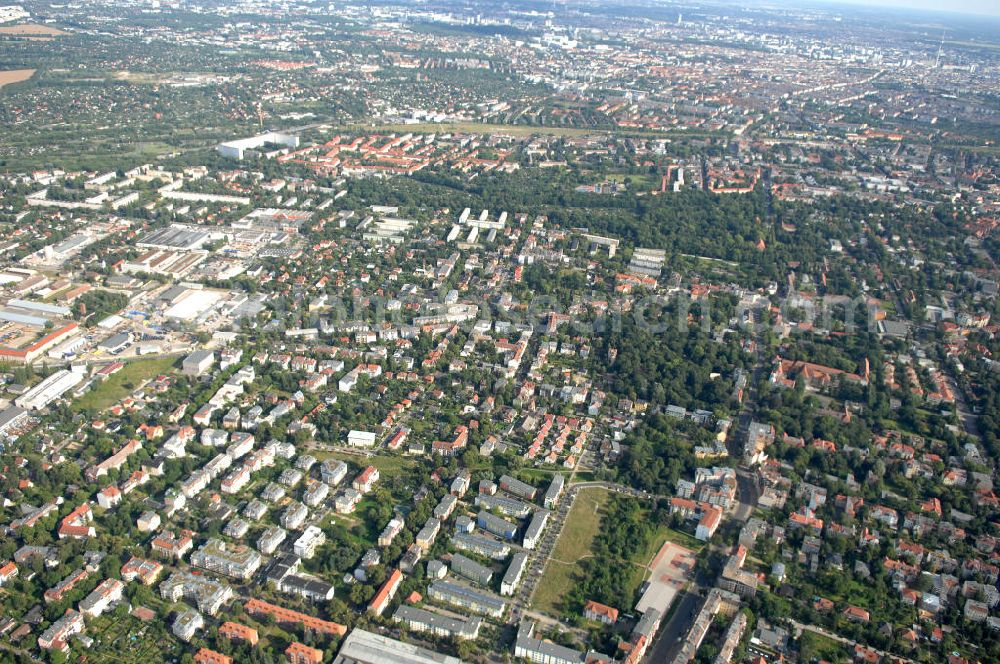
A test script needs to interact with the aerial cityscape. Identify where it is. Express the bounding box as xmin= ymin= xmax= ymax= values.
xmin=0 ymin=0 xmax=998 ymax=663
